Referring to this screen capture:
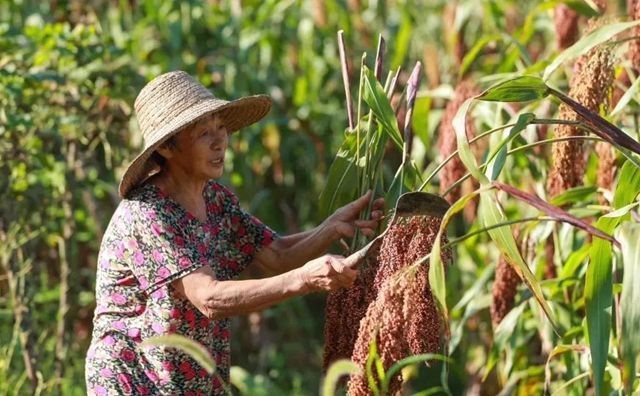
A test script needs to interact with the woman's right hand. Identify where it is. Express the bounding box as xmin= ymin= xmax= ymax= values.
xmin=296 ymin=254 xmax=358 ymax=292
